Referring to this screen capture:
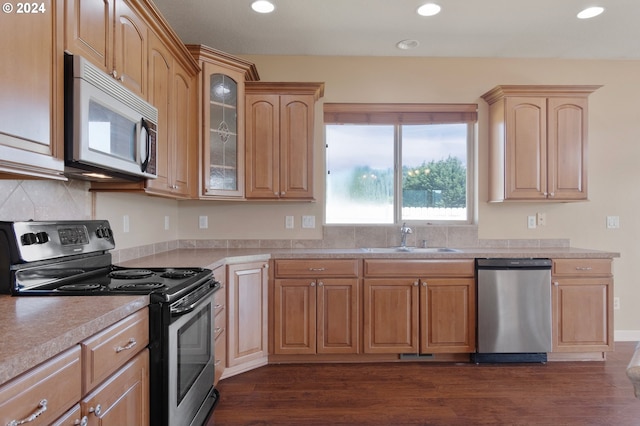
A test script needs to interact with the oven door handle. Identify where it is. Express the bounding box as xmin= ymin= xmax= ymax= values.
xmin=170 ymin=282 xmax=219 ymax=317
